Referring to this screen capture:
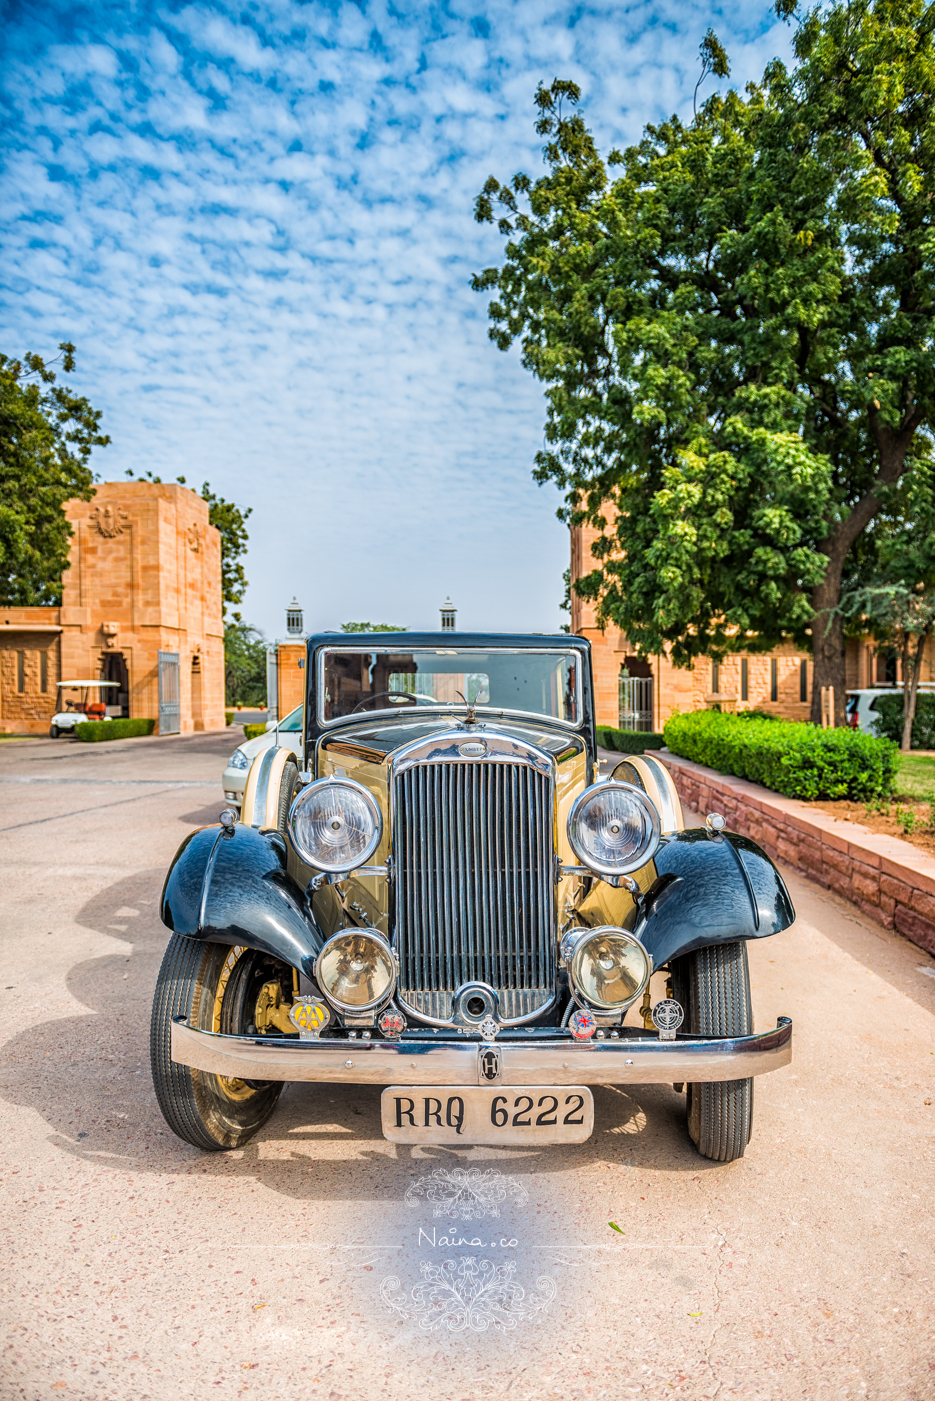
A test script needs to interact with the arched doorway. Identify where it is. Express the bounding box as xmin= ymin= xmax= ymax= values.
xmin=101 ymin=652 xmax=129 ymax=717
